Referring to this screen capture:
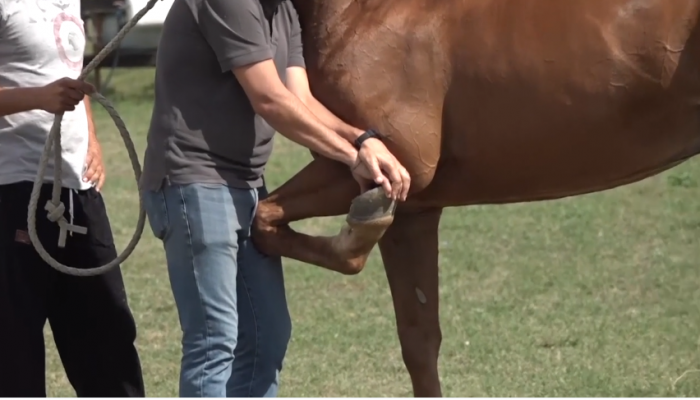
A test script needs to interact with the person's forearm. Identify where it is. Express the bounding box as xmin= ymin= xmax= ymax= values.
xmin=84 ymin=94 xmax=97 ymax=141
xmin=0 ymin=87 xmax=42 ymax=117
xmin=257 ymin=90 xmax=357 ymax=166
xmin=304 ymin=96 xmax=364 ymax=143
